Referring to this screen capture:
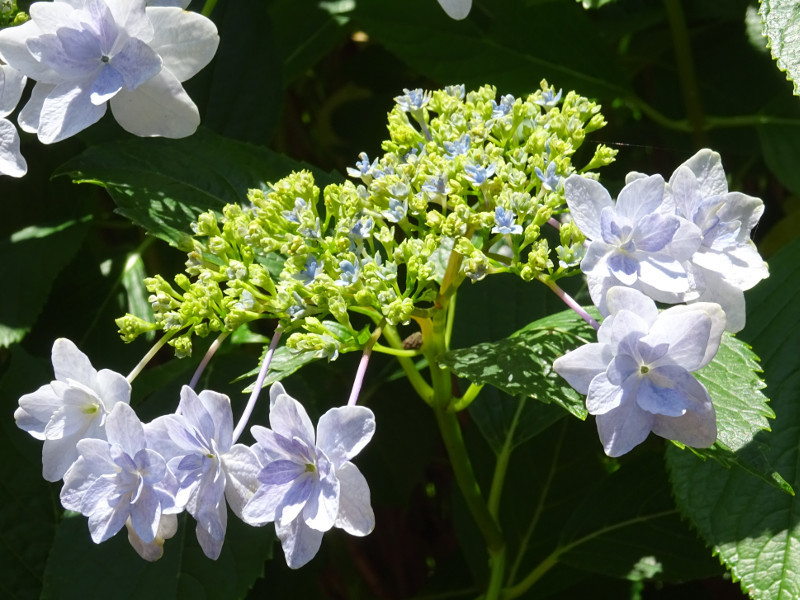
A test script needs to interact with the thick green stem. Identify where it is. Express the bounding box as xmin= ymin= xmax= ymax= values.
xmin=383 ymin=323 xmax=434 ymax=404
xmin=434 ymin=406 xmax=505 ymax=553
